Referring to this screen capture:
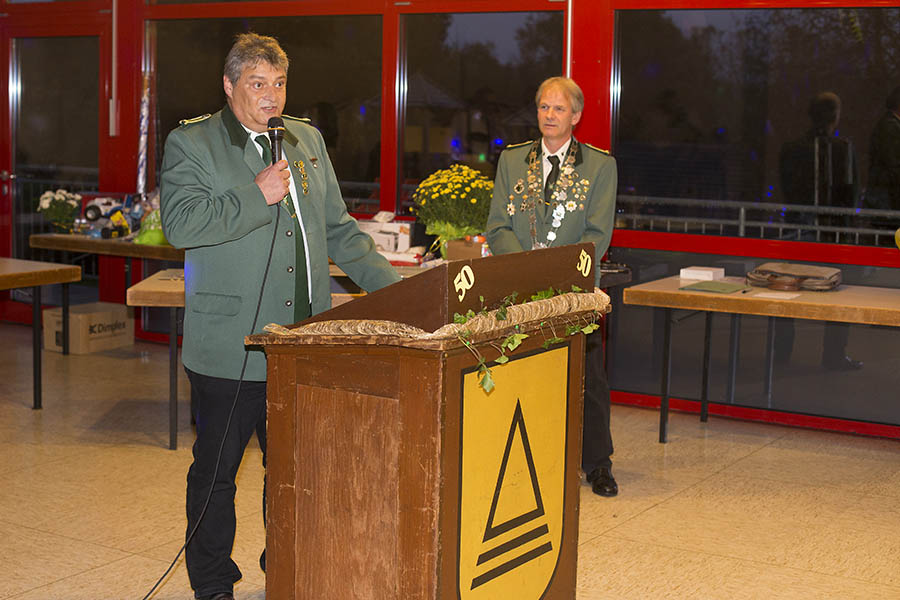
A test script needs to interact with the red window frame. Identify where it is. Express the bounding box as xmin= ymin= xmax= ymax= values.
xmin=142 ymin=0 xmax=564 ymax=218
xmin=574 ymin=0 xmax=900 ymax=268
xmin=1 ymin=0 xmax=896 ymax=328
